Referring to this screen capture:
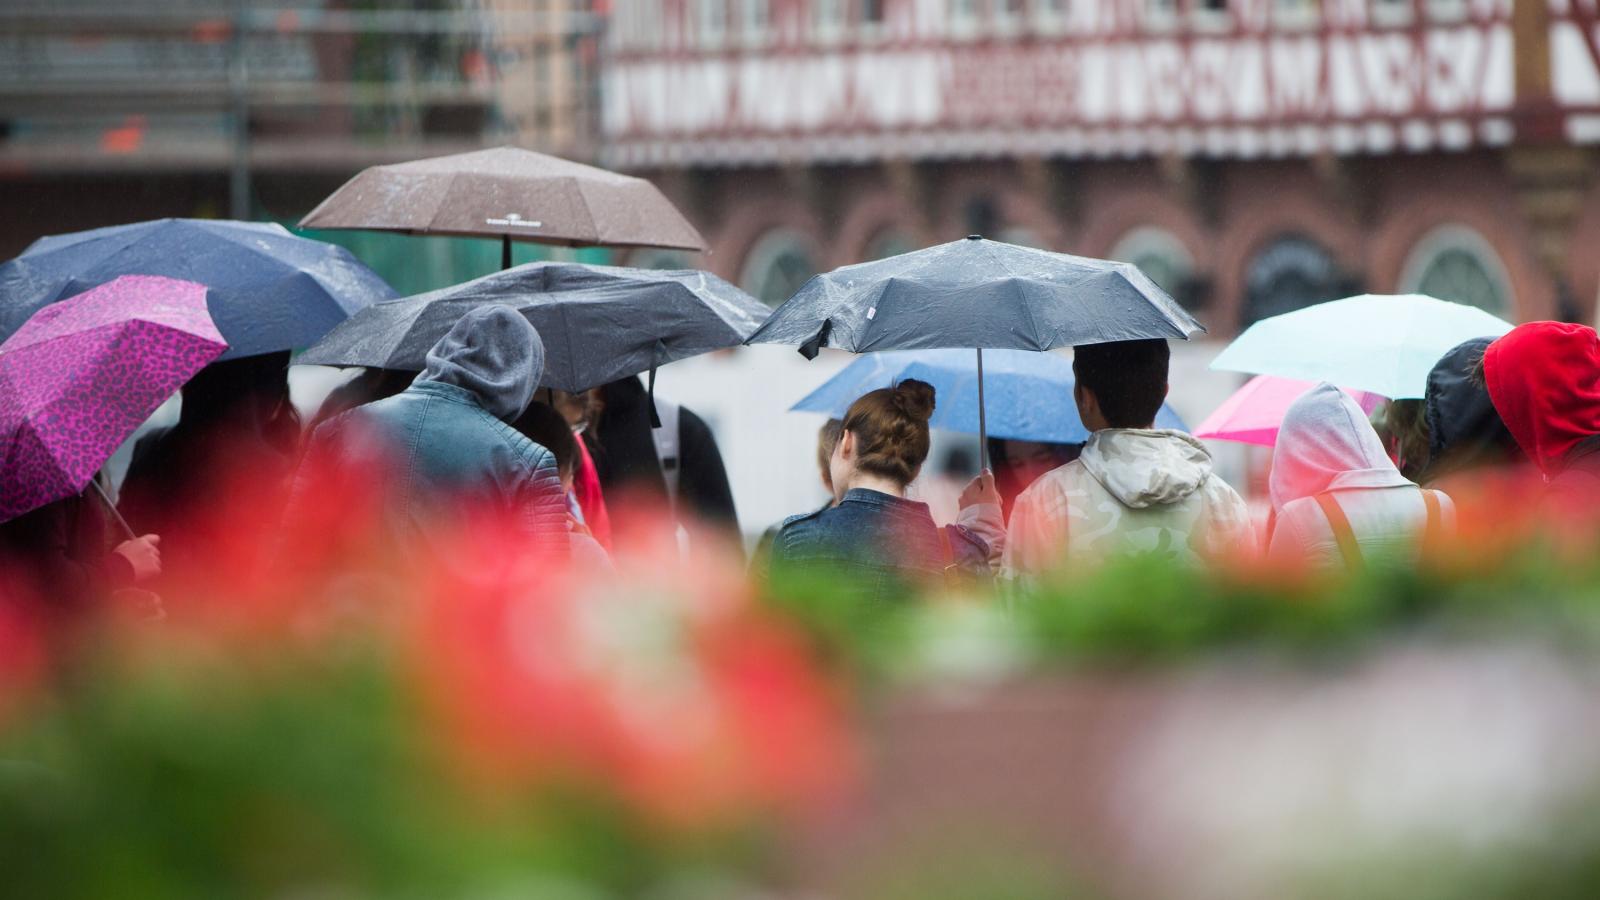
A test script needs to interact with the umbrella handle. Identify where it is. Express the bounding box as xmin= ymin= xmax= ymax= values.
xmin=976 ymin=347 xmax=989 ymax=472
xmin=90 ymin=478 xmax=138 ymax=542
